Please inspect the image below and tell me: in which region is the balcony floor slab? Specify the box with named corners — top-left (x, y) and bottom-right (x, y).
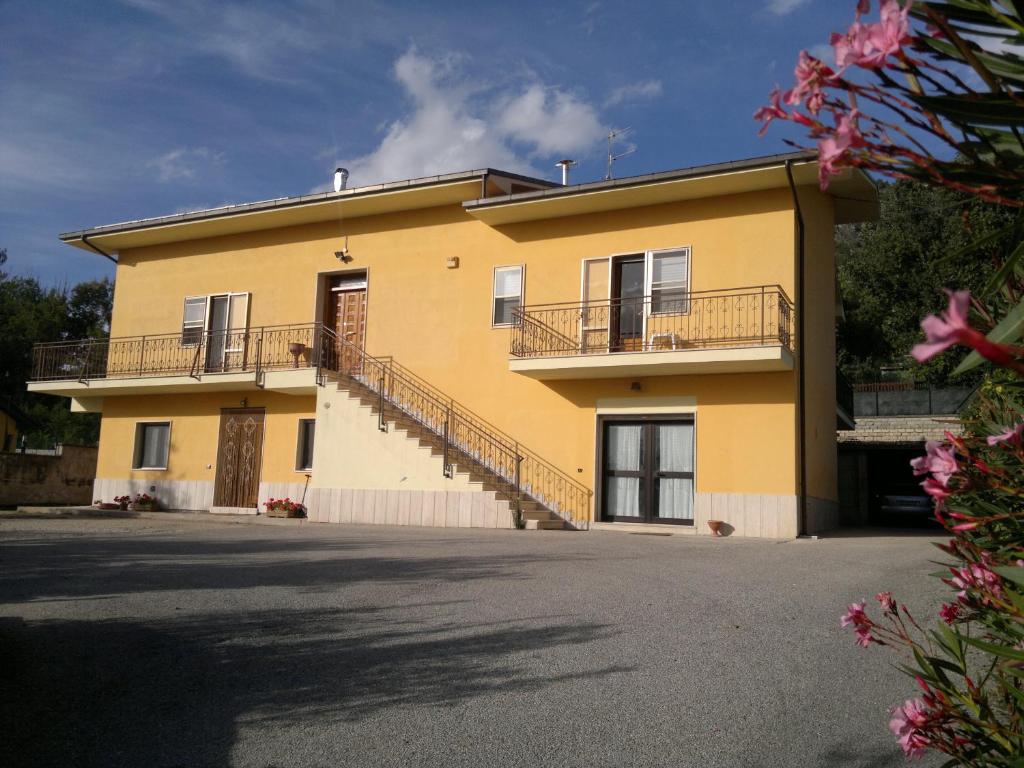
top-left (508, 345), bottom-right (794, 380)
top-left (27, 368), bottom-right (318, 399)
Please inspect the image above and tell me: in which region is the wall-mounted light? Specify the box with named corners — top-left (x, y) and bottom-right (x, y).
top-left (240, 397), bottom-right (248, 407)
top-left (446, 256), bottom-right (459, 269)
top-left (630, 381), bottom-right (642, 392)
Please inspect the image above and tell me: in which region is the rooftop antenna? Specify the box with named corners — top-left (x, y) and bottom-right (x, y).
top-left (605, 127), bottom-right (636, 180)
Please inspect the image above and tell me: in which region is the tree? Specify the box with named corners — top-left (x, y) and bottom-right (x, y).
top-left (837, 180), bottom-right (1017, 384)
top-left (0, 250), bottom-right (112, 447)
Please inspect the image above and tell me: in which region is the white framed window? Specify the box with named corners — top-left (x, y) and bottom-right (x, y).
top-left (295, 419), bottom-right (315, 471)
top-left (182, 297), bottom-right (207, 346)
top-left (646, 247), bottom-right (691, 315)
top-left (180, 293), bottom-right (250, 349)
top-left (132, 422), bottom-right (170, 470)
top-left (492, 265), bottom-right (524, 327)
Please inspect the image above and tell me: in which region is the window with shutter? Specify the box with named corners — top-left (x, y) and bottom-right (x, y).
top-left (492, 266), bottom-right (524, 326)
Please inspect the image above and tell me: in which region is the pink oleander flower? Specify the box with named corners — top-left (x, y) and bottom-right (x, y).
top-left (818, 110), bottom-right (866, 188)
top-left (910, 441), bottom-right (958, 486)
top-left (875, 591), bottom-right (897, 615)
top-left (921, 476), bottom-right (950, 503)
top-left (950, 562), bottom-right (1003, 605)
top-left (832, 0), bottom-right (911, 71)
top-left (754, 87), bottom-right (788, 136)
top-left (841, 600), bottom-right (869, 628)
top-left (889, 698), bottom-right (933, 759)
top-left (783, 50), bottom-right (835, 115)
top-left (854, 626), bottom-right (876, 647)
top-left (987, 423), bottom-right (1024, 446)
top-left (911, 290), bottom-right (1016, 365)
top-left (939, 602), bottom-right (960, 625)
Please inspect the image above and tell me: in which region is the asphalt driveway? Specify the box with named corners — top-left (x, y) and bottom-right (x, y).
top-left (0, 516), bottom-right (945, 767)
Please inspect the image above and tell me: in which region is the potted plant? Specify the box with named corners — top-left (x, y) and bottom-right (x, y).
top-left (288, 342), bottom-right (305, 368)
top-left (131, 493), bottom-right (158, 512)
top-left (263, 497), bottom-right (305, 518)
top-left (113, 495), bottom-right (132, 511)
top-left (95, 499), bottom-right (122, 511)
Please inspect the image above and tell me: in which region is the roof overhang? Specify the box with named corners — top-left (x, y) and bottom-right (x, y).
top-left (60, 169), bottom-right (552, 254)
top-left (463, 155), bottom-right (879, 226)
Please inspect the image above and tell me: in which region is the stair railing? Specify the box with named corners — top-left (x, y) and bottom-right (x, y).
top-left (316, 325), bottom-right (592, 527)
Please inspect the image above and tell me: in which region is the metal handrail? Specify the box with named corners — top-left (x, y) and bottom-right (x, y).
top-left (320, 326), bottom-right (592, 527)
top-left (510, 284), bottom-right (795, 359)
top-left (30, 323), bottom-right (327, 382)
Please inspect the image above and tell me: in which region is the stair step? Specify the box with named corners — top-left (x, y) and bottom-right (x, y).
top-left (524, 518), bottom-right (567, 530)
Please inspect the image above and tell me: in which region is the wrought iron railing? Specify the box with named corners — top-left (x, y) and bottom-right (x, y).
top-left (30, 323), bottom-right (328, 382)
top-left (510, 285), bottom-right (794, 359)
top-left (321, 327), bottom-right (592, 528)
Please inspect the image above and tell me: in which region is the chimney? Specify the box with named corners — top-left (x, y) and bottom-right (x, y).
top-left (555, 159), bottom-right (577, 186)
top-left (333, 167), bottom-right (349, 193)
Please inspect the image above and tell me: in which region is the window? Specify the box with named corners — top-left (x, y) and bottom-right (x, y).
top-left (182, 297), bottom-right (207, 346)
top-left (132, 422), bottom-right (170, 470)
top-left (648, 248), bottom-right (690, 314)
top-left (492, 266), bottom-right (523, 326)
top-left (295, 419), bottom-right (315, 471)
top-left (181, 293), bottom-right (250, 349)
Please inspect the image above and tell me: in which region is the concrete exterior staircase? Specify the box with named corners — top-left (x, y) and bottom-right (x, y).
top-left (335, 375), bottom-right (568, 530)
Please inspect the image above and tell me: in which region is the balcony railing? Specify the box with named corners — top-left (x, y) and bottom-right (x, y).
top-left (31, 323), bottom-right (332, 382)
top-left (509, 285), bottom-right (794, 359)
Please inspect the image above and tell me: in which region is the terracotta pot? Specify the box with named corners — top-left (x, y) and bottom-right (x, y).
top-left (707, 519), bottom-right (724, 537)
top-left (288, 342), bottom-right (305, 368)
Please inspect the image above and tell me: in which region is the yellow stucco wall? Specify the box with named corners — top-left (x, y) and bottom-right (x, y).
top-left (96, 392), bottom-right (315, 484)
top-left (798, 187), bottom-right (839, 503)
top-left (97, 183), bottom-right (835, 508)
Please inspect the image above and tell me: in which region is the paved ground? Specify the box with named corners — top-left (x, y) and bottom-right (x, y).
top-left (0, 516), bottom-right (946, 767)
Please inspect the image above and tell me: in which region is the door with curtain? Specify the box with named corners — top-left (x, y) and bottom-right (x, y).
top-left (213, 408), bottom-right (265, 508)
top-left (600, 418), bottom-right (694, 524)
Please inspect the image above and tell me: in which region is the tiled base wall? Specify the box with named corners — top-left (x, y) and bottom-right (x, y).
top-left (303, 487), bottom-right (516, 529)
top-left (805, 496), bottom-right (840, 535)
top-left (92, 478), bottom-right (214, 511)
top-left (695, 493), bottom-right (800, 539)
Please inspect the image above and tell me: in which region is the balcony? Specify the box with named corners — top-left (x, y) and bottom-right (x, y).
top-left (509, 285), bottom-right (794, 380)
top-left (28, 323), bottom-right (333, 404)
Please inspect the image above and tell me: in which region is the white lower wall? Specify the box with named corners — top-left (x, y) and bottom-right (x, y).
top-left (695, 492), bottom-right (799, 539)
top-left (304, 487), bottom-right (514, 529)
top-left (93, 478), bottom-right (214, 511)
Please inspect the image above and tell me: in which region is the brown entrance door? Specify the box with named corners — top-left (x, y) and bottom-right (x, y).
top-left (328, 277), bottom-right (367, 373)
top-left (213, 408), bottom-right (265, 508)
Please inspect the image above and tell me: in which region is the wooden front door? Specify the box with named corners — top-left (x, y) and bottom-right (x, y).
top-left (330, 285), bottom-right (367, 373)
top-left (213, 408), bottom-right (265, 508)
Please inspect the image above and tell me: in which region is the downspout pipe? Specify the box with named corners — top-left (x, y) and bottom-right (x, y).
top-left (785, 160), bottom-right (808, 537)
top-left (81, 234), bottom-right (118, 265)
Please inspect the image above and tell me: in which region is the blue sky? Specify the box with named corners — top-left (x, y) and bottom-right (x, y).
top-left (1, 0), bottom-right (857, 286)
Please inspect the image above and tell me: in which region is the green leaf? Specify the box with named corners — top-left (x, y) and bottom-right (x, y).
top-left (981, 239), bottom-right (1024, 297)
top-left (913, 94), bottom-right (1024, 126)
top-left (953, 294), bottom-right (1024, 374)
top-left (964, 634), bottom-right (1024, 660)
top-left (994, 565), bottom-right (1024, 586)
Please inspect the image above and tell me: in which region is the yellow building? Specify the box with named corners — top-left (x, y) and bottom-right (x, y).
top-left (30, 152), bottom-right (877, 536)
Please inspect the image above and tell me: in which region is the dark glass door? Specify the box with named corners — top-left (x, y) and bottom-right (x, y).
top-left (601, 418), bottom-right (694, 524)
top-left (611, 255), bottom-right (645, 351)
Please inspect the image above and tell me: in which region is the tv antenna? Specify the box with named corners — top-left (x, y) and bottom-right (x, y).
top-left (605, 127), bottom-right (636, 180)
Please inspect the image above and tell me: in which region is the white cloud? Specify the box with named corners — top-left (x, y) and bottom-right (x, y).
top-left (768, 0), bottom-right (811, 15)
top-left (149, 148), bottom-right (224, 182)
top-left (336, 49), bottom-right (608, 187)
top-left (604, 79), bottom-right (663, 107)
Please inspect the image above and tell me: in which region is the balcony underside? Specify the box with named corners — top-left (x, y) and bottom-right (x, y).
top-left (27, 368), bottom-right (318, 411)
top-left (509, 345), bottom-right (794, 380)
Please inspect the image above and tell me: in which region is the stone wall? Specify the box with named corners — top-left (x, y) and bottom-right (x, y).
top-left (837, 415), bottom-right (962, 446)
top-left (0, 445), bottom-right (98, 507)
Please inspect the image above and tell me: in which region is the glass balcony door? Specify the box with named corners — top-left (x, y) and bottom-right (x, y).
top-left (601, 418), bottom-right (694, 524)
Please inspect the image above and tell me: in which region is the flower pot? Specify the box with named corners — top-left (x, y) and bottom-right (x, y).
top-left (132, 502), bottom-right (157, 512)
top-left (288, 342), bottom-right (305, 368)
top-left (707, 519), bottom-right (724, 537)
